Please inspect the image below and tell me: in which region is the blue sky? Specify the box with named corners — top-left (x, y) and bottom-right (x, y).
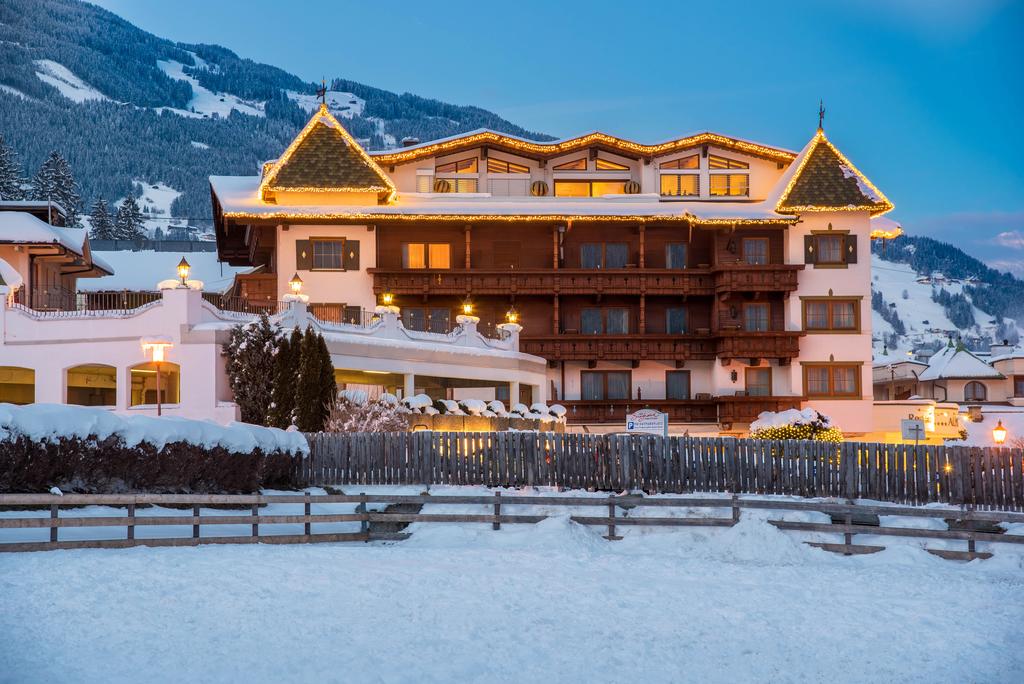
top-left (94, 0), bottom-right (1023, 268)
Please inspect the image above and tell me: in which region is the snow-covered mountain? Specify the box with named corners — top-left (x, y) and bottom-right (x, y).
top-left (0, 0), bottom-right (551, 226)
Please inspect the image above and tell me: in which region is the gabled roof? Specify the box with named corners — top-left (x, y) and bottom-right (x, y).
top-left (918, 343), bottom-right (1004, 381)
top-left (770, 129), bottom-right (893, 216)
top-left (0, 211), bottom-right (113, 277)
top-left (259, 103), bottom-right (396, 202)
top-left (370, 129), bottom-right (798, 166)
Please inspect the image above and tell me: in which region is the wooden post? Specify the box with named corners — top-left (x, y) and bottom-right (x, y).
top-left (639, 294), bottom-right (646, 335)
top-left (731, 494), bottom-right (740, 524)
top-left (127, 503), bottom-right (135, 541)
top-left (358, 492), bottom-right (369, 539)
top-left (553, 295), bottom-right (560, 334)
top-left (304, 492), bottom-right (312, 537)
top-left (193, 504), bottom-right (200, 539)
top-left (155, 360), bottom-right (162, 417)
top-left (50, 504), bottom-right (58, 543)
top-left (843, 512), bottom-right (853, 554)
top-left (638, 223), bottom-right (645, 269)
top-left (606, 494), bottom-right (619, 540)
top-left (493, 491), bottom-right (501, 530)
top-left (464, 224), bottom-right (472, 269)
top-left (251, 503), bottom-right (258, 538)
top-left (552, 225), bottom-right (559, 269)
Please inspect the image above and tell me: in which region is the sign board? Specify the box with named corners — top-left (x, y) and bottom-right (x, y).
top-left (626, 409), bottom-right (668, 437)
top-left (900, 418), bottom-right (926, 443)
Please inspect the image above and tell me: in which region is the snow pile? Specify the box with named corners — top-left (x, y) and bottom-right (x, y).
top-left (750, 408), bottom-right (832, 432)
top-left (459, 398), bottom-right (487, 416)
top-left (487, 400), bottom-right (507, 416)
top-left (0, 403), bottom-right (307, 455)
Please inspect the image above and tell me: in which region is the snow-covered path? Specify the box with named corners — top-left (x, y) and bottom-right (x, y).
top-left (1, 515), bottom-right (1021, 683)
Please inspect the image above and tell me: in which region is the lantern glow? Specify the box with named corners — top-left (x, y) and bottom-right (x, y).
top-left (993, 420), bottom-right (1007, 445)
top-left (381, 291), bottom-right (394, 306)
top-left (461, 296), bottom-right (474, 316)
top-left (505, 306), bottom-right (519, 324)
top-left (289, 272), bottom-right (303, 294)
top-left (176, 257), bottom-right (191, 284)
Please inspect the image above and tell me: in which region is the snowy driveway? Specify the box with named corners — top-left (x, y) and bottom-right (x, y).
top-left (1, 510), bottom-right (1022, 684)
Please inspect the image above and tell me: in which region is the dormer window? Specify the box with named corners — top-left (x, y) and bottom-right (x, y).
top-left (486, 158), bottom-right (529, 174)
top-left (436, 158), bottom-right (478, 173)
top-left (659, 154), bottom-right (700, 197)
top-left (708, 155), bottom-right (749, 197)
top-left (434, 157), bottom-right (479, 193)
top-left (708, 155), bottom-right (749, 169)
top-left (595, 157), bottom-right (629, 171)
top-left (660, 155), bottom-right (698, 170)
top-left (553, 158), bottom-right (587, 171)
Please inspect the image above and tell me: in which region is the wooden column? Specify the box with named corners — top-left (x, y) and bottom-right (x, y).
top-left (638, 222), bottom-right (646, 269)
top-left (553, 295), bottom-right (560, 334)
top-left (639, 294), bottom-right (646, 334)
top-left (552, 225), bottom-right (560, 269)
top-left (464, 224), bottom-right (472, 269)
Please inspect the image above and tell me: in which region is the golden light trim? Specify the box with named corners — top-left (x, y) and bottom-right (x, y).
top-left (371, 130), bottom-right (797, 166)
top-left (775, 130), bottom-right (894, 217)
top-left (221, 210), bottom-right (797, 225)
top-left (259, 103), bottom-right (398, 203)
top-left (870, 226), bottom-right (903, 240)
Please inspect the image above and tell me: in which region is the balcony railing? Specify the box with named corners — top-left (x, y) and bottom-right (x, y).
top-left (12, 288), bottom-right (161, 316)
top-left (371, 264), bottom-right (802, 297)
top-left (559, 396), bottom-right (805, 425)
top-left (521, 334), bottom-right (719, 361)
top-left (715, 332), bottom-right (802, 359)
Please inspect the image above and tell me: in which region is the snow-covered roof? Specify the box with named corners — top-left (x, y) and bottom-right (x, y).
top-left (989, 349), bottom-right (1024, 364)
top-left (918, 343), bottom-right (1004, 381)
top-left (0, 199), bottom-right (68, 216)
top-left (79, 250), bottom-right (253, 294)
top-left (0, 256), bottom-right (24, 289)
top-left (0, 211), bottom-right (87, 254)
top-left (210, 175), bottom-right (796, 223)
top-left (869, 216), bottom-right (903, 239)
top-left (871, 353), bottom-right (927, 369)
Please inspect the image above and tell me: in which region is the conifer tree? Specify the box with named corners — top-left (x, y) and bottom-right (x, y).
top-left (268, 327), bottom-right (303, 428)
top-left (294, 327), bottom-right (335, 432)
top-left (154, 226), bottom-right (165, 241)
top-left (88, 198), bottom-right (116, 239)
top-left (221, 313), bottom-right (279, 425)
top-left (0, 135), bottom-right (25, 200)
top-left (316, 331), bottom-right (337, 425)
top-left (114, 195), bottom-right (147, 239)
top-left (30, 151), bottom-right (82, 227)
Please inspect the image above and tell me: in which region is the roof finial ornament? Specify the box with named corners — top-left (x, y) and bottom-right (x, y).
top-left (817, 100), bottom-right (825, 132)
top-left (316, 78), bottom-right (327, 106)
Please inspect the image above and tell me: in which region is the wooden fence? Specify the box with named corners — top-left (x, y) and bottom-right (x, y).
top-left (301, 432), bottom-right (1024, 511)
top-left (2, 492), bottom-right (1023, 560)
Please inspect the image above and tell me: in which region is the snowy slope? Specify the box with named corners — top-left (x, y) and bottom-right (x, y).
top-left (33, 59), bottom-right (108, 103)
top-left (156, 56), bottom-right (264, 119)
top-left (287, 89), bottom-right (364, 118)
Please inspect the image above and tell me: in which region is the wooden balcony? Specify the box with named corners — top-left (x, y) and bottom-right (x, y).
top-left (370, 265), bottom-right (800, 297)
top-left (560, 396), bottom-right (804, 425)
top-left (521, 334), bottom-right (718, 361)
top-left (715, 332), bottom-right (803, 360)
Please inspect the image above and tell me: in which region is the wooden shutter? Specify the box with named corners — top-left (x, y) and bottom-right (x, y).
top-left (343, 239), bottom-right (360, 270)
top-left (845, 234), bottom-right (858, 264)
top-left (803, 235), bottom-right (816, 264)
top-left (295, 240), bottom-right (311, 270)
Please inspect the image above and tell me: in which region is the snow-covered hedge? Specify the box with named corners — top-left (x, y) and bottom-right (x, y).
top-left (0, 404), bottom-right (306, 494)
top-left (749, 408), bottom-right (842, 442)
top-left (394, 394), bottom-right (566, 423)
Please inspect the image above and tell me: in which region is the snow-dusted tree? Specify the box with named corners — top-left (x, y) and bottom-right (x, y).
top-left (153, 226), bottom-right (165, 241)
top-left (221, 313), bottom-right (279, 425)
top-left (293, 327), bottom-right (335, 432)
top-left (114, 195), bottom-right (146, 239)
top-left (327, 396), bottom-right (409, 432)
top-left (0, 135), bottom-right (25, 200)
top-left (88, 198), bottom-right (116, 240)
top-left (268, 327), bottom-right (303, 428)
top-left (30, 151), bottom-right (82, 227)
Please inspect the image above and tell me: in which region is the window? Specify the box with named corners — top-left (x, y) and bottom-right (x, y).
top-left (745, 368), bottom-right (772, 397)
top-left (660, 155), bottom-right (698, 170)
top-left (666, 371), bottom-right (691, 400)
top-left (581, 308), bottom-right (630, 335)
top-left (806, 232), bottom-right (857, 267)
top-left (1015, 375), bottom-right (1024, 398)
top-left (554, 180), bottom-right (627, 197)
top-left (581, 243), bottom-right (629, 269)
top-left (709, 173), bottom-right (749, 197)
top-left (402, 243), bottom-right (451, 269)
top-left (0, 366), bottom-right (34, 405)
top-left (708, 155), bottom-right (749, 169)
top-left (744, 303), bottom-right (770, 332)
top-left (434, 177), bottom-right (478, 193)
top-left (487, 158), bottom-right (529, 174)
top-left (129, 362), bottom-right (180, 407)
top-left (66, 364), bottom-right (117, 407)
top-left (435, 158), bottom-right (478, 173)
top-left (815, 234), bottom-right (844, 264)
top-left (416, 175), bottom-right (432, 192)
top-left (553, 158), bottom-right (587, 171)
top-left (581, 370), bottom-right (631, 400)
top-left (666, 243), bottom-right (687, 269)
top-left (404, 307), bottom-right (450, 334)
top-left (666, 307), bottom-right (688, 334)
top-left (311, 238), bottom-right (345, 270)
top-left (595, 157), bottom-right (629, 171)
top-left (803, 299), bottom-right (860, 332)
top-left (742, 238), bottom-right (769, 265)
top-left (804, 363), bottom-right (861, 398)
top-left (660, 174), bottom-right (699, 197)
top-left (964, 381), bottom-right (987, 402)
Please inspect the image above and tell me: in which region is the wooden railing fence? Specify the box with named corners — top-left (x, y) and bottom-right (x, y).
top-left (301, 432), bottom-right (1024, 511)
top-left (2, 492), bottom-right (1022, 560)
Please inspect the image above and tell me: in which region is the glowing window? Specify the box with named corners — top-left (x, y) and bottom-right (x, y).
top-left (435, 158), bottom-right (477, 173)
top-left (0, 366), bottom-right (35, 405)
top-left (660, 155), bottom-right (699, 170)
top-left (130, 362), bottom-right (180, 407)
top-left (709, 173), bottom-right (749, 197)
top-left (486, 158), bottom-right (529, 174)
top-left (660, 174), bottom-right (699, 197)
top-left (709, 155), bottom-right (749, 169)
top-left (403, 243), bottom-right (450, 269)
top-left (66, 364), bottom-right (116, 407)
top-left (595, 158), bottom-right (629, 171)
top-left (553, 158), bottom-right (587, 171)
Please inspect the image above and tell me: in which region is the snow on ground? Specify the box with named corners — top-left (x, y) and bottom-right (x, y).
top-left (79, 249), bottom-right (252, 294)
top-left (190, 140), bottom-right (210, 150)
top-left (156, 56), bottom-right (264, 119)
top-left (0, 487), bottom-right (1021, 683)
top-left (33, 59), bottom-right (108, 103)
top-left (132, 180), bottom-right (182, 237)
top-left (287, 89), bottom-right (364, 118)
top-left (0, 84), bottom-right (32, 100)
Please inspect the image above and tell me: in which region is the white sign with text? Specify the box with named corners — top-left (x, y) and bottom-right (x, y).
top-left (626, 408), bottom-right (668, 437)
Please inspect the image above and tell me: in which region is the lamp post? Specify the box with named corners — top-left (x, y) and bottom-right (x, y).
top-left (177, 257), bottom-right (191, 286)
top-left (505, 305), bottom-right (519, 325)
top-left (461, 295), bottom-right (474, 316)
top-left (141, 338), bottom-right (173, 416)
top-left (289, 273), bottom-right (303, 295)
top-left (993, 419), bottom-right (1007, 446)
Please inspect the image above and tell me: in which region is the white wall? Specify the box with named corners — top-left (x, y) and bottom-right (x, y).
top-left (276, 224), bottom-right (377, 311)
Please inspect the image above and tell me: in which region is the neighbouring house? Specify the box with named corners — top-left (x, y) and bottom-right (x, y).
top-left (917, 342), bottom-right (1005, 404)
top-left (871, 352), bottom-right (928, 400)
top-left (211, 104), bottom-right (896, 434)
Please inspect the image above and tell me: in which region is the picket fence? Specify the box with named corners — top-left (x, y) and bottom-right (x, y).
top-left (299, 432), bottom-right (1024, 511)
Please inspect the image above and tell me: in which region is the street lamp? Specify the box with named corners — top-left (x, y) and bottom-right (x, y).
top-left (505, 305), bottom-right (519, 324)
top-left (461, 295), bottom-right (474, 316)
top-left (141, 337), bottom-right (173, 416)
top-left (380, 290), bottom-right (394, 306)
top-left (288, 272), bottom-right (303, 295)
top-left (993, 420), bottom-right (1007, 445)
top-left (177, 257), bottom-right (191, 286)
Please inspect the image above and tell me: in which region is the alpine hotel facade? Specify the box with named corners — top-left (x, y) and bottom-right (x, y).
top-left (211, 104), bottom-right (895, 434)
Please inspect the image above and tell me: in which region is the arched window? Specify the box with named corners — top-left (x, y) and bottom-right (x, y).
top-left (129, 362), bottom-right (180, 407)
top-left (964, 381), bottom-right (987, 402)
top-left (66, 364), bottom-right (117, 406)
top-left (0, 366), bottom-right (35, 405)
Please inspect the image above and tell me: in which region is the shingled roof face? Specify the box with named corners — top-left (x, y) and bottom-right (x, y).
top-left (270, 122), bottom-right (389, 190)
top-left (779, 140), bottom-right (886, 210)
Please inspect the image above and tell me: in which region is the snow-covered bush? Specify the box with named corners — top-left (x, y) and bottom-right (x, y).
top-left (402, 394), bottom-right (433, 412)
top-left (327, 396), bottom-right (408, 433)
top-left (510, 403), bottom-right (530, 417)
top-left (337, 388), bottom-right (370, 406)
top-left (548, 404), bottom-right (567, 419)
top-left (487, 400), bottom-right (508, 417)
top-left (459, 398), bottom-right (487, 416)
top-left (749, 408), bottom-right (842, 443)
top-left (434, 399), bottom-right (465, 416)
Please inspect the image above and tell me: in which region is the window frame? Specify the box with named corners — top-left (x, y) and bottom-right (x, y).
top-left (580, 242), bottom-right (630, 269)
top-left (553, 158), bottom-right (587, 171)
top-left (486, 157), bottom-right (530, 174)
top-left (802, 362), bottom-right (863, 399)
top-left (402, 242), bottom-right (452, 270)
top-left (554, 180), bottom-right (628, 197)
top-left (665, 307), bottom-right (688, 334)
top-left (595, 157), bottom-right (630, 171)
top-left (666, 370), bottom-right (692, 400)
top-left (435, 157), bottom-right (478, 174)
top-left (580, 307), bottom-right (631, 335)
top-left (580, 370), bottom-right (632, 401)
top-left (659, 155), bottom-right (699, 170)
top-left (814, 233), bottom-right (845, 265)
top-left (745, 367), bottom-right (772, 397)
top-left (964, 381), bottom-right (987, 402)
top-left (741, 237), bottom-right (769, 265)
top-left (1014, 375), bottom-right (1024, 398)
top-left (708, 172), bottom-right (750, 197)
top-left (708, 154), bottom-right (750, 170)
top-left (801, 297), bottom-right (862, 333)
top-left (310, 237), bottom-right (346, 271)
top-left (659, 172), bottom-right (700, 197)
top-left (665, 242), bottom-right (688, 270)
top-left (743, 302), bottom-right (770, 332)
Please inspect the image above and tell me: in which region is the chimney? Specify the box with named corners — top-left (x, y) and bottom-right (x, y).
top-left (401, 137), bottom-right (420, 148)
top-left (990, 338), bottom-right (1015, 358)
